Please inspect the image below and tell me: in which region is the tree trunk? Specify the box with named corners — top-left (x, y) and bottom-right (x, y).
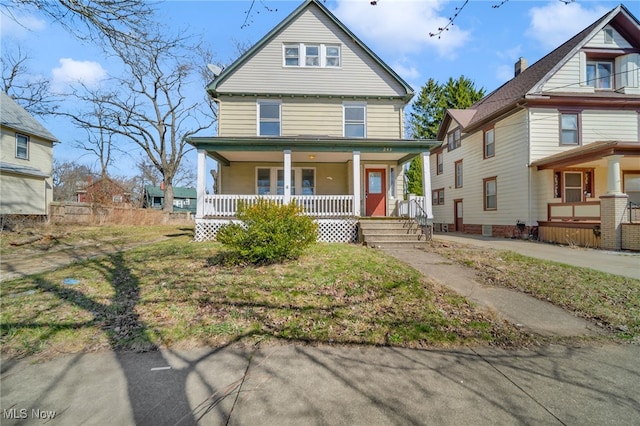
top-left (163, 183), bottom-right (174, 213)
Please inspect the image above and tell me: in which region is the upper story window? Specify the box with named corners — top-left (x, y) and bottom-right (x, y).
top-left (586, 61), bottom-right (613, 89)
top-left (484, 128), bottom-right (495, 159)
top-left (344, 103), bottom-right (366, 138)
top-left (436, 152), bottom-right (443, 175)
top-left (283, 43), bottom-right (341, 68)
top-left (258, 101), bottom-right (281, 136)
top-left (16, 133), bottom-right (29, 159)
top-left (560, 112), bottom-right (580, 145)
top-left (604, 28), bottom-right (614, 44)
top-left (447, 128), bottom-right (461, 151)
top-left (305, 45), bottom-right (320, 67)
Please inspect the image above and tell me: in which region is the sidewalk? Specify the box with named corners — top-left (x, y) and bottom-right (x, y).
top-left (2, 343), bottom-right (638, 425)
top-left (432, 233), bottom-right (640, 280)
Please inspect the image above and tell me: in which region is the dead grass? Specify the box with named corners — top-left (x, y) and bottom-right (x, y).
top-left (424, 240), bottom-right (640, 341)
top-left (0, 239), bottom-right (534, 360)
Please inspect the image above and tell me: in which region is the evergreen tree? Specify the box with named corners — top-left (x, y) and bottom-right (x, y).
top-left (406, 76), bottom-right (485, 195)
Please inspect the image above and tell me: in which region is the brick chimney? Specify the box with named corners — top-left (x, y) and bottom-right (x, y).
top-left (515, 57), bottom-right (528, 77)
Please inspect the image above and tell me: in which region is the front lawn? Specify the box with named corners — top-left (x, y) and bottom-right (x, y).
top-left (0, 238), bottom-right (529, 360)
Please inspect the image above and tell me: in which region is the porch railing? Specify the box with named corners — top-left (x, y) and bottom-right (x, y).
top-left (202, 195), bottom-right (354, 217)
top-left (547, 201), bottom-right (600, 221)
top-left (398, 196), bottom-right (428, 219)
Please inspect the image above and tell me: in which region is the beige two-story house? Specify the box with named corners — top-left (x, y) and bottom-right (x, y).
top-left (430, 4), bottom-right (640, 250)
top-left (1, 91), bottom-right (58, 216)
top-left (189, 0), bottom-right (437, 242)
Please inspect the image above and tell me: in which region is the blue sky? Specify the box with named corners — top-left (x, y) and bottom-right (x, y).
top-left (2, 0), bottom-right (638, 180)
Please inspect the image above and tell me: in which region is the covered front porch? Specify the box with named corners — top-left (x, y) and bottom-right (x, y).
top-left (532, 141), bottom-right (640, 250)
top-left (188, 136), bottom-right (438, 242)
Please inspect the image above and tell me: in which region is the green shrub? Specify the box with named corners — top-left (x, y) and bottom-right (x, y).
top-left (217, 199), bottom-right (318, 264)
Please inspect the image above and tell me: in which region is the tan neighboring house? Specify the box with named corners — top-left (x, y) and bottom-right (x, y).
top-left (189, 0), bottom-right (438, 242)
top-left (0, 91), bottom-right (58, 216)
top-left (431, 4), bottom-right (640, 251)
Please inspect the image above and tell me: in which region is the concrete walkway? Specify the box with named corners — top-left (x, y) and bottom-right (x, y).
top-left (2, 343), bottom-right (639, 425)
top-left (433, 233), bottom-right (640, 280)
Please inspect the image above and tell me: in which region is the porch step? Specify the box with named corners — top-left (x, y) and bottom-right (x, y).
top-left (359, 218), bottom-right (428, 248)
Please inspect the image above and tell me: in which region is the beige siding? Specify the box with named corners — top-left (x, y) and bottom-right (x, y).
top-left (530, 108), bottom-right (639, 162)
top-left (1, 127), bottom-right (53, 174)
top-left (220, 162), bottom-right (349, 195)
top-left (217, 6), bottom-right (407, 97)
top-left (218, 96), bottom-right (403, 138)
top-left (543, 54), bottom-right (592, 93)
top-left (0, 172), bottom-right (48, 215)
top-left (431, 111), bottom-right (531, 226)
top-left (585, 26), bottom-right (632, 49)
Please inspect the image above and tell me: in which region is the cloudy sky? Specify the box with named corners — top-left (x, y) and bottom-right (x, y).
top-left (2, 0), bottom-right (637, 178)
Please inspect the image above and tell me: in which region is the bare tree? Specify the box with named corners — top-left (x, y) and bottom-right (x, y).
top-left (1, 46), bottom-right (57, 116)
top-left (52, 159), bottom-right (93, 202)
top-left (65, 32), bottom-right (216, 212)
top-left (1, 0), bottom-right (156, 49)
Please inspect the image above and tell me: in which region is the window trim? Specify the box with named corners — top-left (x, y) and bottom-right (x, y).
top-left (257, 100), bottom-right (281, 137)
top-left (484, 177), bottom-right (497, 211)
top-left (586, 60), bottom-right (613, 90)
top-left (483, 127), bottom-right (495, 159)
top-left (559, 111), bottom-right (581, 146)
top-left (553, 168), bottom-right (595, 202)
top-left (436, 152), bottom-right (443, 175)
top-left (454, 160), bottom-right (463, 188)
top-left (343, 102), bottom-right (366, 138)
top-left (447, 128), bottom-right (461, 151)
top-left (255, 167), bottom-right (316, 195)
top-left (283, 43), bottom-right (341, 68)
top-left (15, 133), bottom-right (29, 160)
top-left (432, 188), bottom-right (445, 206)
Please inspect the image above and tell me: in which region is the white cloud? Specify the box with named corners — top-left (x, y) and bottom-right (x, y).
top-left (52, 58), bottom-right (107, 90)
top-left (495, 64), bottom-right (514, 82)
top-left (527, 2), bottom-right (610, 49)
top-left (0, 12), bottom-right (46, 38)
top-left (331, 0), bottom-right (470, 58)
top-left (392, 62), bottom-right (421, 82)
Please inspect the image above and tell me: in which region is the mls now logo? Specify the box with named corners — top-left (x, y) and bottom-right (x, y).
top-left (3, 408), bottom-right (57, 420)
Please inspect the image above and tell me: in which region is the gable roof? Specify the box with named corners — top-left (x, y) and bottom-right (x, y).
top-left (207, 0), bottom-right (413, 100)
top-left (145, 185), bottom-right (196, 199)
top-left (0, 91), bottom-right (58, 142)
top-left (437, 4), bottom-right (639, 140)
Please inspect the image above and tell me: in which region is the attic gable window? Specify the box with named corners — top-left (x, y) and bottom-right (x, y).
top-left (447, 128), bottom-right (461, 151)
top-left (283, 43), bottom-right (341, 68)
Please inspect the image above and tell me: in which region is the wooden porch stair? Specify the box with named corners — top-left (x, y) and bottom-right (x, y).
top-left (359, 218), bottom-right (428, 249)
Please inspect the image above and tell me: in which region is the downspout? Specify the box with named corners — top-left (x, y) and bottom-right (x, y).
top-left (516, 101), bottom-right (533, 228)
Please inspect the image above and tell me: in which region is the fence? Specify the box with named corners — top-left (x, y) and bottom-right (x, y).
top-left (49, 202), bottom-right (193, 226)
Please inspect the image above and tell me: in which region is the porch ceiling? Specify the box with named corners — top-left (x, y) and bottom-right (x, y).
top-left (531, 141), bottom-right (640, 170)
top-left (188, 136), bottom-right (439, 166)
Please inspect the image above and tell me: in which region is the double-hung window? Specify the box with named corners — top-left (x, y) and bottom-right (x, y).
top-left (455, 160), bottom-right (463, 188)
top-left (258, 101), bottom-right (281, 136)
top-left (257, 167), bottom-right (315, 195)
top-left (436, 152), bottom-right (443, 175)
top-left (432, 188), bottom-right (445, 206)
top-left (586, 61), bottom-right (613, 89)
top-left (344, 103), bottom-right (366, 138)
top-left (447, 129), bottom-right (461, 151)
top-left (484, 128), bottom-right (495, 158)
top-left (16, 133), bottom-right (29, 159)
top-left (560, 112), bottom-right (579, 145)
top-left (484, 177), bottom-right (497, 210)
top-left (283, 44), bottom-right (341, 68)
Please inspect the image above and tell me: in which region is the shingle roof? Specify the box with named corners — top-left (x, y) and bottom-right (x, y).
top-left (438, 4), bottom-right (637, 138)
top-left (0, 91), bottom-right (58, 142)
top-left (0, 161), bottom-right (49, 178)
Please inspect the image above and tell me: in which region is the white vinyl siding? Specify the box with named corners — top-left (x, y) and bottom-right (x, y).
top-left (0, 173), bottom-right (48, 215)
top-left (216, 6), bottom-right (407, 97)
top-left (584, 26), bottom-right (632, 49)
top-left (218, 97), bottom-right (403, 138)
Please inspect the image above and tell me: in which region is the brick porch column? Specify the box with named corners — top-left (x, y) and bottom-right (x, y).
top-left (600, 155), bottom-right (627, 250)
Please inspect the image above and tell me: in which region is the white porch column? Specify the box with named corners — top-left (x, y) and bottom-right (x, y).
top-left (421, 151), bottom-right (433, 219)
top-left (353, 151), bottom-right (361, 216)
top-left (606, 155), bottom-right (623, 194)
top-left (196, 149), bottom-right (206, 218)
top-left (284, 149), bottom-right (292, 204)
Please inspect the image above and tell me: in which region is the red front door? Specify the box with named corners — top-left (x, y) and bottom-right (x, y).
top-left (365, 169), bottom-right (386, 216)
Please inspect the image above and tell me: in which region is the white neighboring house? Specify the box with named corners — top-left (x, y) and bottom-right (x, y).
top-left (430, 4), bottom-right (640, 251)
top-left (1, 91), bottom-right (58, 215)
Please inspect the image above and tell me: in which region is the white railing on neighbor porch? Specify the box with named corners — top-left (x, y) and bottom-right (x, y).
top-left (202, 195), bottom-right (354, 217)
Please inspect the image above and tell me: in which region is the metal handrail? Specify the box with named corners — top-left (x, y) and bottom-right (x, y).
top-left (408, 198), bottom-right (433, 240)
